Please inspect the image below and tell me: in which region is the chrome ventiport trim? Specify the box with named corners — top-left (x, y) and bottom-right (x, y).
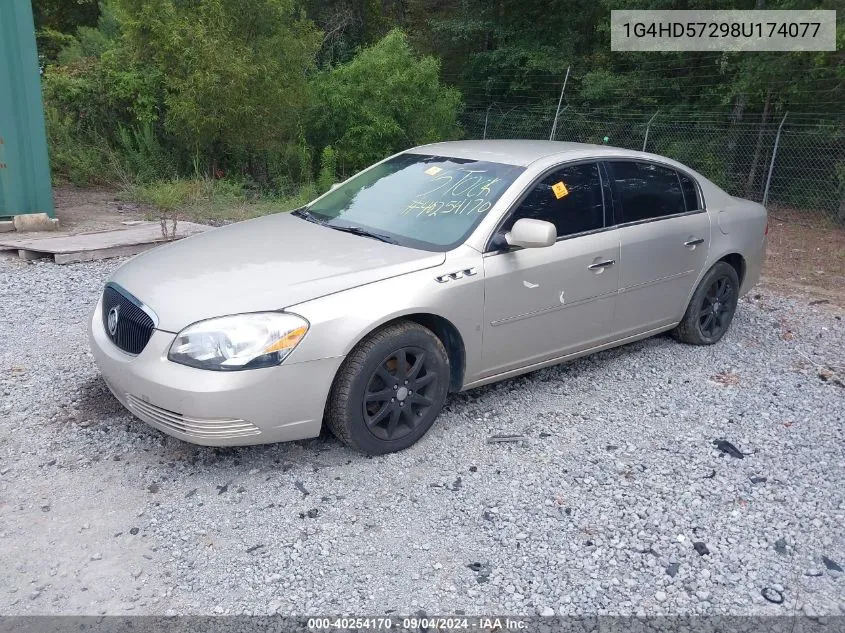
top-left (125, 394), bottom-right (261, 439)
top-left (435, 268), bottom-right (479, 283)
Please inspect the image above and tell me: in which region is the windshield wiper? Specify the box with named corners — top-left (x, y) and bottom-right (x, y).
top-left (293, 209), bottom-right (396, 244)
top-left (327, 225), bottom-right (397, 244)
top-left (291, 207), bottom-right (326, 225)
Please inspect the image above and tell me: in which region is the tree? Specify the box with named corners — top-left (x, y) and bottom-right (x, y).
top-left (111, 0), bottom-right (321, 171)
top-left (299, 0), bottom-right (406, 67)
top-left (309, 29), bottom-right (462, 176)
top-left (32, 0), bottom-right (99, 33)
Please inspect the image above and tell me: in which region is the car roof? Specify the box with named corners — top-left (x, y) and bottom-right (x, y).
top-left (406, 139), bottom-right (659, 167)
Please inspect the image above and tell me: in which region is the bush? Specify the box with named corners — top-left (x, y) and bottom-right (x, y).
top-left (659, 139), bottom-right (729, 191)
top-left (113, 0), bottom-right (321, 167)
top-left (317, 146), bottom-right (338, 194)
top-left (44, 107), bottom-right (117, 185)
top-left (124, 177), bottom-right (318, 223)
top-left (36, 4), bottom-right (467, 203)
top-left (36, 28), bottom-right (77, 65)
top-left (42, 58), bottom-right (111, 131)
top-left (310, 29), bottom-right (463, 175)
top-left (115, 123), bottom-right (176, 183)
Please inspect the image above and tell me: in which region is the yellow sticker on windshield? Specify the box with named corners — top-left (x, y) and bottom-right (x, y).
top-left (552, 181), bottom-right (569, 199)
top-left (424, 166), bottom-right (443, 176)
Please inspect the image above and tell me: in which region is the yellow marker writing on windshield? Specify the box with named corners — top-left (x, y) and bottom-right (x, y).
top-left (552, 181), bottom-right (569, 199)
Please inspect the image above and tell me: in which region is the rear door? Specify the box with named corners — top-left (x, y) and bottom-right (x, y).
top-left (605, 160), bottom-right (710, 338)
top-left (481, 161), bottom-right (620, 376)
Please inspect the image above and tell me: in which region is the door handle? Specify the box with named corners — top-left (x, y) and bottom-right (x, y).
top-left (684, 238), bottom-right (705, 246)
top-left (588, 259), bottom-right (615, 270)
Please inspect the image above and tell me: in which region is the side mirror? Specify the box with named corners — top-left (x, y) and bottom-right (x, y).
top-left (505, 218), bottom-right (557, 249)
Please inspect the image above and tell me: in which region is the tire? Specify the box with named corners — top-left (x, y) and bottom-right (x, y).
top-left (672, 261), bottom-right (740, 345)
top-left (325, 321), bottom-right (450, 455)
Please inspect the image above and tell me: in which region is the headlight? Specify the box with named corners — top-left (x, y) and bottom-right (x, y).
top-left (168, 312), bottom-right (309, 371)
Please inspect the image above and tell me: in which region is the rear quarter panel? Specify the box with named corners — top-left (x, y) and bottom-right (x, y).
top-left (704, 188), bottom-right (767, 295)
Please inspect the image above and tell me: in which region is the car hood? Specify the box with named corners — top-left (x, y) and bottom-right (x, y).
top-left (109, 213), bottom-right (445, 332)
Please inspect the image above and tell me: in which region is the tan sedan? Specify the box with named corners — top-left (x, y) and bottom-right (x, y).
top-left (90, 140), bottom-right (767, 454)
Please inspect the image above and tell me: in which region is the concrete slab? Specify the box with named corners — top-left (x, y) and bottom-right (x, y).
top-left (18, 249), bottom-right (48, 261)
top-left (12, 213), bottom-right (60, 231)
top-left (0, 221), bottom-right (212, 264)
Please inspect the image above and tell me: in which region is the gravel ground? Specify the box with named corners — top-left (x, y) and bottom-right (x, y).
top-left (0, 254), bottom-right (843, 617)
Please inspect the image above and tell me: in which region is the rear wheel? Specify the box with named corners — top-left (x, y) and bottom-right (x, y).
top-left (672, 261), bottom-right (740, 345)
top-left (326, 321), bottom-right (449, 454)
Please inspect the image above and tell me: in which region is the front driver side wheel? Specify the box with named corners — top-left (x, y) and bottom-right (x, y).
top-left (672, 261), bottom-right (740, 345)
top-left (325, 321), bottom-right (450, 454)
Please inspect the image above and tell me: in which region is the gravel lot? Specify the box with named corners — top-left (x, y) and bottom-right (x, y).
top-left (0, 254), bottom-right (843, 617)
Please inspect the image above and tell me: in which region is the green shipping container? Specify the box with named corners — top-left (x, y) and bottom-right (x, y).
top-left (0, 0), bottom-right (54, 218)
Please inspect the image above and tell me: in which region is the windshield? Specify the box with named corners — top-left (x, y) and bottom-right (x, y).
top-left (302, 154), bottom-right (525, 251)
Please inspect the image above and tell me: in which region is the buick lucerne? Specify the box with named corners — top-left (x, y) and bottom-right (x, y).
top-left (89, 140), bottom-right (767, 454)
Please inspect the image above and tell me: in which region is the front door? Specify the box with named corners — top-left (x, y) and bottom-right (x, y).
top-left (481, 161), bottom-right (620, 376)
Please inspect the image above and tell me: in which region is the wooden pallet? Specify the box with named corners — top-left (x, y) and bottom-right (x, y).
top-left (0, 221), bottom-right (212, 264)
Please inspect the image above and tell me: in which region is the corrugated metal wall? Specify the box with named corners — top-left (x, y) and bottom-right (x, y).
top-left (0, 0), bottom-right (54, 218)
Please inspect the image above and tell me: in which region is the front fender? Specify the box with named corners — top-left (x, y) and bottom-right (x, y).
top-left (284, 248), bottom-right (486, 385)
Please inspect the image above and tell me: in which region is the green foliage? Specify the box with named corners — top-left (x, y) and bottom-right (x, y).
top-left (115, 123), bottom-right (175, 183)
top-left (32, 0), bottom-right (100, 35)
top-left (414, 0), bottom-right (599, 98)
top-left (659, 140), bottom-right (729, 191)
top-left (579, 70), bottom-right (644, 109)
top-left (39, 0), bottom-right (328, 190)
top-left (40, 50), bottom-right (134, 186)
top-left (303, 0), bottom-right (402, 66)
top-left (99, 49), bottom-right (163, 126)
top-left (317, 146), bottom-right (338, 193)
top-left (310, 30), bottom-right (462, 175)
top-left (44, 107), bottom-right (117, 185)
top-left (125, 177), bottom-right (237, 212)
top-left (34, 0), bottom-right (843, 224)
top-left (124, 177), bottom-right (317, 222)
top-left (112, 0), bottom-right (321, 162)
top-left (56, 25), bottom-right (112, 64)
top-left (35, 28), bottom-right (77, 64)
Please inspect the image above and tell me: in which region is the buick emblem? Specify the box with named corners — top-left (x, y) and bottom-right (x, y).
top-left (107, 305), bottom-right (120, 337)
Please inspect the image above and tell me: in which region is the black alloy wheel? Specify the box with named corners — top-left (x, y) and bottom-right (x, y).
top-left (363, 347), bottom-right (438, 441)
top-left (698, 275), bottom-right (735, 340)
top-left (672, 261), bottom-right (740, 345)
top-left (325, 321), bottom-right (450, 454)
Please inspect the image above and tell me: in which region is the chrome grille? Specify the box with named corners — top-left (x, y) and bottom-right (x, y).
top-left (102, 284), bottom-right (155, 355)
top-left (125, 394), bottom-right (261, 440)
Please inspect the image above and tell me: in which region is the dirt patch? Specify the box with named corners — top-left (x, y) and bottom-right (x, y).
top-left (763, 206), bottom-right (845, 308)
top-left (4, 186), bottom-right (154, 245)
top-left (51, 185), bottom-right (151, 233)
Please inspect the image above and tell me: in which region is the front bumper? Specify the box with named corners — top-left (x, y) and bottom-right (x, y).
top-left (88, 299), bottom-right (343, 446)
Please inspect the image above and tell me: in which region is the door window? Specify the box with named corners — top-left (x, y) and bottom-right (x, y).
top-left (679, 173), bottom-right (701, 211)
top-left (500, 162), bottom-right (605, 239)
top-left (607, 161), bottom-right (686, 223)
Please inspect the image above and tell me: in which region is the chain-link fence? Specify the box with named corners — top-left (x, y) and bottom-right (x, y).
top-left (463, 105), bottom-right (845, 227)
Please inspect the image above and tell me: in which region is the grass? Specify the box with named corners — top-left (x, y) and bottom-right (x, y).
top-left (122, 177), bottom-right (317, 224)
